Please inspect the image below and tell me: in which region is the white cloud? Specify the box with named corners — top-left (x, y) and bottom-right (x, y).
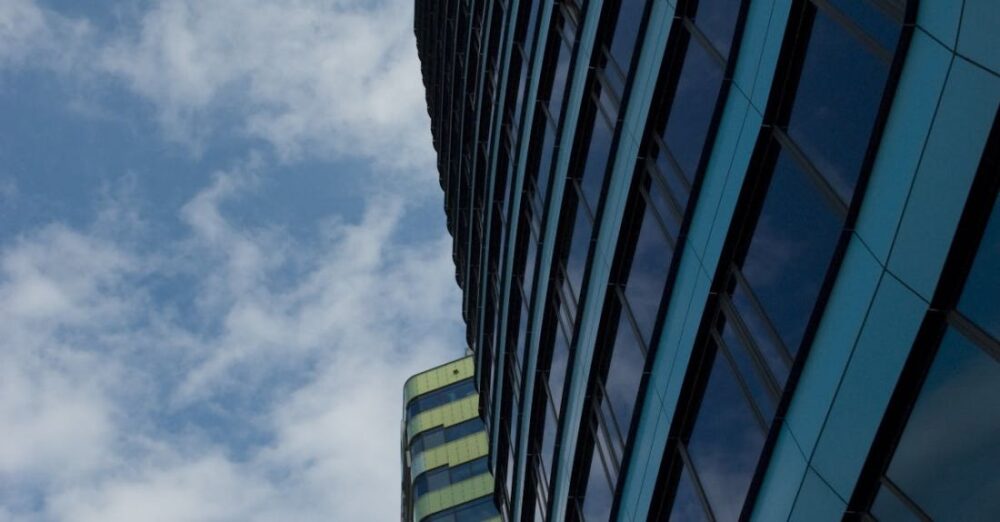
top-left (4, 0), bottom-right (436, 176)
top-left (0, 1), bottom-right (461, 520)
top-left (99, 0), bottom-right (435, 171)
top-left (0, 170), bottom-right (462, 521)
top-left (0, 0), bottom-right (90, 71)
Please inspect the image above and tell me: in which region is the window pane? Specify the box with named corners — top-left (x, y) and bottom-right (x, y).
top-left (662, 37), bottom-right (724, 178)
top-left (686, 346), bottom-right (766, 521)
top-left (693, 0), bottom-right (742, 58)
top-left (740, 151), bottom-right (843, 355)
top-left (719, 318), bottom-right (777, 422)
top-left (604, 311), bottom-right (646, 440)
top-left (885, 329), bottom-right (1000, 520)
top-left (786, 8), bottom-right (890, 201)
top-left (869, 487), bottom-right (922, 522)
top-left (549, 34), bottom-right (574, 122)
top-left (540, 404), bottom-right (558, 483)
top-left (581, 112), bottom-right (614, 212)
top-left (623, 202), bottom-right (673, 344)
top-left (549, 327), bottom-right (571, 415)
top-left (958, 195), bottom-right (1000, 341)
top-left (606, 0), bottom-right (646, 89)
top-left (566, 198), bottom-right (594, 300)
top-left (581, 446), bottom-right (614, 522)
top-left (669, 464), bottom-right (710, 522)
top-left (535, 120), bottom-right (558, 212)
top-left (825, 0), bottom-right (901, 51)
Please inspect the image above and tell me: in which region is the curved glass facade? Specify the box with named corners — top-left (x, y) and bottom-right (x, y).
top-left (411, 0), bottom-right (1000, 520)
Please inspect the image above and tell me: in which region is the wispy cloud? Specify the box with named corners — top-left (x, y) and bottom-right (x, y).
top-left (0, 0), bottom-right (460, 519)
top-left (1, 169), bottom-right (460, 520)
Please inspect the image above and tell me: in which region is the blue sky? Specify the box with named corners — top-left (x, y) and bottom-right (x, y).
top-left (0, 1), bottom-right (465, 520)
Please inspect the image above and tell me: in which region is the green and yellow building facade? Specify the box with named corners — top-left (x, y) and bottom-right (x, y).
top-left (402, 356), bottom-right (501, 522)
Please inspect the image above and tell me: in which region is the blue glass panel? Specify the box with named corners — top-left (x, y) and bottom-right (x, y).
top-left (603, 0), bottom-right (646, 96)
top-left (604, 311), bottom-right (646, 441)
top-left (623, 203), bottom-right (673, 344)
top-left (566, 199), bottom-right (594, 299)
top-left (549, 327), bottom-right (571, 415)
top-left (524, 233), bottom-right (538, 301)
top-left (408, 379), bottom-right (477, 418)
top-left (885, 329), bottom-right (1000, 520)
top-left (729, 284), bottom-right (790, 389)
top-left (647, 170), bottom-right (684, 242)
top-left (687, 347), bottom-right (766, 521)
top-left (825, 0), bottom-right (901, 52)
top-left (581, 113), bottom-right (614, 212)
top-left (540, 404), bottom-right (558, 482)
top-left (720, 319), bottom-right (777, 421)
top-left (693, 0), bottom-right (742, 58)
top-left (958, 195), bottom-right (1000, 341)
top-left (663, 38), bottom-right (725, 178)
top-left (549, 36), bottom-right (574, 122)
top-left (581, 446), bottom-right (614, 522)
top-left (535, 121), bottom-right (557, 213)
top-left (786, 8), bottom-right (889, 201)
top-left (740, 151), bottom-right (843, 355)
top-left (869, 487), bottom-right (921, 522)
top-left (670, 464), bottom-right (710, 521)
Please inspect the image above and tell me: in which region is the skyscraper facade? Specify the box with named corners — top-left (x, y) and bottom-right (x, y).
top-left (412, 0), bottom-right (999, 520)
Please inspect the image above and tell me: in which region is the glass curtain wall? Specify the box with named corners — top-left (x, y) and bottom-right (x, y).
top-left (570, 0), bottom-right (744, 520)
top-left (650, 1), bottom-right (910, 520)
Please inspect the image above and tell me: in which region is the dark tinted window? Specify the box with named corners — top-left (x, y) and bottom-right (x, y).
top-left (565, 195), bottom-right (594, 299)
top-left (410, 418), bottom-right (484, 454)
top-left (580, 445), bottom-right (614, 522)
top-left (408, 379), bottom-right (477, 419)
top-left (662, 38), bottom-right (724, 178)
top-left (958, 195), bottom-right (1000, 340)
top-left (580, 112), bottom-right (614, 212)
top-left (785, 8), bottom-right (889, 201)
top-left (882, 329), bottom-right (1000, 520)
top-left (739, 152), bottom-right (842, 355)
top-left (604, 313), bottom-right (646, 440)
top-left (825, 0), bottom-right (901, 51)
top-left (686, 347), bottom-right (766, 521)
top-left (670, 465), bottom-right (711, 521)
top-left (622, 200), bottom-right (673, 344)
top-left (693, 0), bottom-right (742, 57)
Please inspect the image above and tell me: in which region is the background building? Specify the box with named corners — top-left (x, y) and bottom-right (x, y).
top-left (403, 356), bottom-right (502, 521)
top-left (412, 0), bottom-right (999, 520)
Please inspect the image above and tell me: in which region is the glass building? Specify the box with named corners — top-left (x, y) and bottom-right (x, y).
top-left (410, 0), bottom-right (1000, 520)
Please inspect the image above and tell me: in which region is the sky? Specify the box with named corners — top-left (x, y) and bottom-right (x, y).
top-left (0, 1), bottom-right (466, 520)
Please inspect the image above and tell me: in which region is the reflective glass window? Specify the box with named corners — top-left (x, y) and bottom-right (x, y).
top-left (718, 316), bottom-right (777, 422)
top-left (670, 465), bottom-right (710, 521)
top-left (785, 7), bottom-right (889, 201)
top-left (870, 487), bottom-right (922, 522)
top-left (549, 327), bottom-right (571, 415)
top-left (686, 347), bottom-right (766, 521)
top-left (604, 311), bottom-right (646, 440)
top-left (662, 36), bottom-right (724, 179)
top-left (580, 445), bottom-right (614, 522)
top-left (407, 379), bottom-right (477, 418)
top-left (622, 201), bottom-right (673, 344)
top-left (535, 121), bottom-right (558, 212)
top-left (580, 113), bottom-right (614, 212)
top-left (739, 152), bottom-right (842, 355)
top-left (548, 34), bottom-right (574, 122)
top-left (565, 197), bottom-right (594, 299)
top-left (825, 0), bottom-right (902, 51)
top-left (693, 0), bottom-right (742, 58)
top-left (882, 329), bottom-right (1000, 520)
top-left (958, 195), bottom-right (1000, 340)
